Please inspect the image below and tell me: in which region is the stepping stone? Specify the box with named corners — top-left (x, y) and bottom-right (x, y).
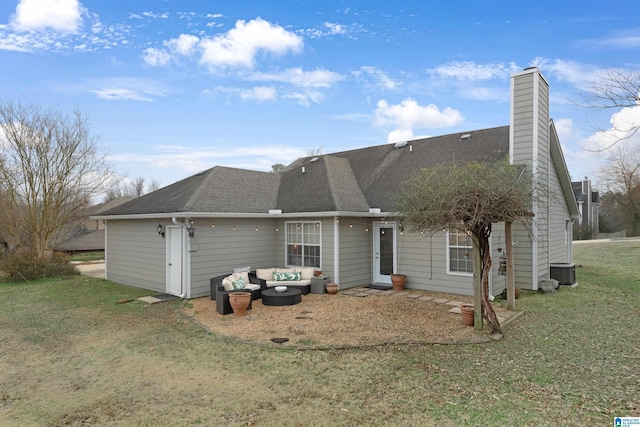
top-left (497, 316), bottom-right (506, 324)
top-left (449, 306), bottom-right (462, 314)
top-left (432, 298), bottom-right (450, 304)
top-left (445, 300), bottom-right (465, 306)
top-left (418, 296), bottom-right (434, 301)
top-left (138, 296), bottom-right (163, 304)
top-left (352, 292), bottom-right (370, 297)
top-left (380, 290), bottom-right (396, 296)
top-left (405, 294), bottom-right (420, 299)
top-left (367, 289), bottom-right (383, 293)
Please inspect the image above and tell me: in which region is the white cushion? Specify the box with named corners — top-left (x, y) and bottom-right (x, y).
top-left (256, 268), bottom-right (275, 281)
top-left (297, 267), bottom-right (315, 280)
top-left (266, 279), bottom-right (311, 287)
top-left (276, 267), bottom-right (296, 274)
top-left (244, 283), bottom-right (261, 291)
top-left (222, 274), bottom-right (236, 291)
top-left (235, 271), bottom-right (250, 284)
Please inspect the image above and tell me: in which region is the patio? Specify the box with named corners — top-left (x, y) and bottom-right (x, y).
top-left (183, 286), bottom-right (519, 349)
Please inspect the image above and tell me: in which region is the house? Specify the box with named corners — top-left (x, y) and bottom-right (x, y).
top-left (94, 68), bottom-right (579, 299)
top-left (571, 177), bottom-right (599, 239)
top-left (54, 197), bottom-right (133, 254)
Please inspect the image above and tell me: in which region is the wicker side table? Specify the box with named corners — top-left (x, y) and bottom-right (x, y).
top-left (310, 276), bottom-right (329, 294)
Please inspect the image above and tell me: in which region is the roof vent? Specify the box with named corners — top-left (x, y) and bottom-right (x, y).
top-left (394, 141), bottom-right (408, 149)
top-left (309, 156), bottom-right (319, 163)
top-left (459, 133), bottom-right (471, 141)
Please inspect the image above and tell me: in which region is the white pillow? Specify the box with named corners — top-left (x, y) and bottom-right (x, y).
top-left (234, 266), bottom-right (251, 274)
top-left (235, 271), bottom-right (250, 284)
top-left (222, 274), bottom-right (237, 291)
top-left (297, 267), bottom-right (315, 280)
top-left (256, 268), bottom-right (275, 281)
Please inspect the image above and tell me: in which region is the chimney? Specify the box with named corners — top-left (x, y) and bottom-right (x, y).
top-left (509, 67), bottom-right (550, 170)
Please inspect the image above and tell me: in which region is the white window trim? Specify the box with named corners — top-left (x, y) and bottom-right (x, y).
top-left (284, 220), bottom-right (322, 268)
top-left (446, 229), bottom-right (474, 277)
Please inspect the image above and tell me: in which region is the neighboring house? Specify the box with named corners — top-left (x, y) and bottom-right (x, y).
top-left (94, 68), bottom-right (579, 299)
top-left (54, 197), bottom-right (133, 254)
top-left (571, 177), bottom-right (599, 239)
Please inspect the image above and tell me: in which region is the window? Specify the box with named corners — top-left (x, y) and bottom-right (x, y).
top-left (447, 229), bottom-right (473, 275)
top-left (285, 221), bottom-right (321, 268)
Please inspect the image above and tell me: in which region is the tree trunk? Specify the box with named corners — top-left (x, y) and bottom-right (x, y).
top-left (505, 221), bottom-right (516, 311)
top-left (472, 235), bottom-right (483, 330)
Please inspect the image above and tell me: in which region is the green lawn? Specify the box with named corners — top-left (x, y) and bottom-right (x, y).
top-left (0, 240), bottom-right (638, 426)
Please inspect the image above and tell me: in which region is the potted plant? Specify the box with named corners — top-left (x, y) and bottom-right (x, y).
top-left (391, 274), bottom-right (407, 291)
top-left (326, 283), bottom-right (338, 294)
top-left (228, 292), bottom-right (251, 316)
top-left (460, 304), bottom-right (474, 326)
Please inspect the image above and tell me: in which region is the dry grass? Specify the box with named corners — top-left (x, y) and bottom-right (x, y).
top-left (184, 288), bottom-right (515, 348)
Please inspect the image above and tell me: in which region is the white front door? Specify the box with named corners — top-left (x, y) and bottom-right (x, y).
top-left (373, 222), bottom-right (397, 284)
top-left (166, 226), bottom-right (183, 296)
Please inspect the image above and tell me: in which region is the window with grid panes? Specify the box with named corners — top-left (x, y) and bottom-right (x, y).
top-left (285, 221), bottom-right (321, 268)
top-left (447, 229), bottom-right (473, 275)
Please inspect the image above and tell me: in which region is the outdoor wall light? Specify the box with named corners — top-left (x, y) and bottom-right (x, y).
top-left (157, 223), bottom-right (165, 238)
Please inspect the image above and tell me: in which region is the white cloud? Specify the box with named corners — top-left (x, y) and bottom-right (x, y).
top-left (283, 90), bottom-right (324, 108)
top-left (199, 18), bottom-right (303, 69)
top-left (142, 47), bottom-right (171, 66)
top-left (240, 86), bottom-right (277, 101)
top-left (427, 61), bottom-right (519, 81)
top-left (530, 57), bottom-right (604, 90)
top-left (11, 0), bottom-right (84, 33)
top-left (165, 34), bottom-right (199, 56)
top-left (374, 98), bottom-right (464, 143)
top-left (387, 129), bottom-right (416, 144)
top-left (374, 98), bottom-right (464, 129)
top-left (580, 106), bottom-right (640, 151)
top-left (91, 88), bottom-right (153, 102)
top-left (250, 68), bottom-right (344, 88)
top-left (352, 66), bottom-right (400, 90)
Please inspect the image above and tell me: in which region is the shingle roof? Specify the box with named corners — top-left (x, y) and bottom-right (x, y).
top-left (54, 229), bottom-right (105, 251)
top-left (99, 126), bottom-right (510, 217)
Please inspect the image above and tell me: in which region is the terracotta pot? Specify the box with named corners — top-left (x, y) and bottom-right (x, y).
top-left (228, 292), bottom-right (251, 316)
top-left (460, 304), bottom-right (474, 326)
top-left (391, 274), bottom-right (407, 291)
top-left (314, 269), bottom-right (323, 277)
top-left (326, 283), bottom-right (338, 294)
top-left (515, 288), bottom-right (521, 299)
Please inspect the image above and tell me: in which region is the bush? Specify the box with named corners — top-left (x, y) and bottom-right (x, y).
top-left (0, 253), bottom-right (79, 282)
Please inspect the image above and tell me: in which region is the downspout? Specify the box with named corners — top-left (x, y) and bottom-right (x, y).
top-left (333, 216), bottom-right (340, 287)
top-left (172, 217), bottom-right (187, 298)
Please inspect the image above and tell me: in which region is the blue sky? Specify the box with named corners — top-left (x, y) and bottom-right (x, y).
top-left (1, 0), bottom-right (639, 190)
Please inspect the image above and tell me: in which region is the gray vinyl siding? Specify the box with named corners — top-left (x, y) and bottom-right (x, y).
top-left (536, 77), bottom-right (551, 282)
top-left (397, 231), bottom-right (474, 296)
top-left (511, 76), bottom-right (535, 165)
top-left (321, 218), bottom-right (335, 283)
top-left (548, 156), bottom-right (571, 263)
top-left (188, 218), bottom-right (278, 298)
top-left (105, 219), bottom-right (166, 293)
top-left (337, 218), bottom-right (371, 289)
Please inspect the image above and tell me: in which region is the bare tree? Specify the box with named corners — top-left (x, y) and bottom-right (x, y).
top-left (0, 100), bottom-right (114, 258)
top-left (581, 69), bottom-right (640, 149)
top-left (306, 146), bottom-right (324, 156)
top-left (396, 161), bottom-right (533, 335)
top-left (597, 144), bottom-right (640, 236)
top-left (103, 176), bottom-right (161, 201)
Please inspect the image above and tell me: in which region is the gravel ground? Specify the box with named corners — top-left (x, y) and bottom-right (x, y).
top-left (184, 289), bottom-right (514, 349)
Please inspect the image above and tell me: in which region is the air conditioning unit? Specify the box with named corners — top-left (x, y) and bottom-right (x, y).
top-left (550, 263), bottom-right (576, 286)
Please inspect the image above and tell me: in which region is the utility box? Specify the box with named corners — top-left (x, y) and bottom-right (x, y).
top-left (550, 263), bottom-right (576, 286)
